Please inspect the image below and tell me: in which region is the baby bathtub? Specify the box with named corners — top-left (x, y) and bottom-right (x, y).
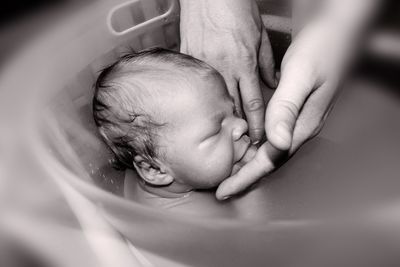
top-left (3, 0), bottom-right (400, 266)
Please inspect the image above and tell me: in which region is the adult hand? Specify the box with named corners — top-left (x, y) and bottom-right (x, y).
top-left (179, 0), bottom-right (277, 144)
top-left (216, 20), bottom-right (350, 200)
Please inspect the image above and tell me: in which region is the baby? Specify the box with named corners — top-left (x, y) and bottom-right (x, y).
top-left (93, 48), bottom-right (256, 215)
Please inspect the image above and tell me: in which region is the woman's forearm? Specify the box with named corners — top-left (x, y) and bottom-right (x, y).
top-left (290, 0), bottom-right (380, 79)
top-left (319, 0), bottom-right (379, 38)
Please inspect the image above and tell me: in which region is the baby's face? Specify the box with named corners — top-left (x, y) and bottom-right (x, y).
top-left (156, 75), bottom-right (252, 189)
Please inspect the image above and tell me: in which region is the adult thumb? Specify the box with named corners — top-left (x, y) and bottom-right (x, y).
top-left (265, 100), bottom-right (297, 151)
top-left (265, 64), bottom-right (313, 151)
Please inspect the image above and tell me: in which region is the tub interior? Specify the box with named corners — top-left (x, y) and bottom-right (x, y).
top-left (39, 0), bottom-right (400, 219)
top-left (16, 0), bottom-right (400, 265)
top-left (40, 0), bottom-right (293, 198)
top-left (41, 0), bottom-right (181, 196)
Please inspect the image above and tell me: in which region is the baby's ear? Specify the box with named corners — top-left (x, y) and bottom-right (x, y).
top-left (133, 155), bottom-right (174, 186)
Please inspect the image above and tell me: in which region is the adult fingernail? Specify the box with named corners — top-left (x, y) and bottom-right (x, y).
top-left (252, 140), bottom-right (260, 145)
top-left (250, 129), bottom-right (264, 144)
top-left (221, 195), bottom-right (231, 201)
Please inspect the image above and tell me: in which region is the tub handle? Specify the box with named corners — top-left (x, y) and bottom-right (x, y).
top-left (107, 0), bottom-right (178, 37)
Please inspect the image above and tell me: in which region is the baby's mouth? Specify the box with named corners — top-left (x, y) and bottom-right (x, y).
top-left (231, 145), bottom-right (256, 176)
top-left (236, 135), bottom-right (252, 162)
top-left (237, 144), bottom-right (257, 165)
top-left (231, 137), bottom-right (257, 175)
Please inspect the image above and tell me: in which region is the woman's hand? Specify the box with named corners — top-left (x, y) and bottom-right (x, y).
top-left (215, 0), bottom-right (378, 200)
top-left (179, 0), bottom-right (276, 144)
top-left (215, 18), bottom-right (358, 200)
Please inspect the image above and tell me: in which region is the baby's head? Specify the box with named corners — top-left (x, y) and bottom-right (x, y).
top-left (93, 48), bottom-right (252, 191)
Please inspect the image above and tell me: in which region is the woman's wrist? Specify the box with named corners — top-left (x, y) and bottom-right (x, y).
top-left (316, 0), bottom-right (378, 42)
top-left (294, 0), bottom-right (377, 79)
top-left (179, 0), bottom-right (259, 30)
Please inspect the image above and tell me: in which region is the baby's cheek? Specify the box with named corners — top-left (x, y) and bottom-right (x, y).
top-left (197, 162), bottom-right (231, 188)
top-left (170, 141), bottom-right (236, 188)
top-left (204, 146), bottom-right (235, 183)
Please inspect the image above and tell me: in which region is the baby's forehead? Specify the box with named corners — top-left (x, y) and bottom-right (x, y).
top-left (197, 73), bottom-right (232, 101)
top-left (116, 62), bottom-right (231, 119)
top-left (138, 65), bottom-right (229, 100)
top-left (159, 77), bottom-right (232, 121)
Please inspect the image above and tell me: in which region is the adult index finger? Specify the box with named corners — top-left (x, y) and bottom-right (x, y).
top-left (216, 142), bottom-right (283, 200)
top-left (239, 74), bottom-right (266, 144)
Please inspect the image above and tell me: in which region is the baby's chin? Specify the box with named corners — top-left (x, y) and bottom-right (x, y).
top-left (230, 145), bottom-right (257, 176)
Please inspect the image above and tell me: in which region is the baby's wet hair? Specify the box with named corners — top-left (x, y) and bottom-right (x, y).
top-left (92, 47), bottom-right (219, 170)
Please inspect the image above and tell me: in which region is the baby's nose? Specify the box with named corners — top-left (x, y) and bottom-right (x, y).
top-left (232, 118), bottom-right (248, 141)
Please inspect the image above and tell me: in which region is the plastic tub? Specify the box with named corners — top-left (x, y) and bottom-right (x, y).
top-left (3, 0), bottom-right (400, 266)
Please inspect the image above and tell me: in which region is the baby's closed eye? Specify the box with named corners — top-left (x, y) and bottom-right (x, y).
top-left (209, 126), bottom-right (222, 137)
top-left (199, 124), bottom-right (223, 143)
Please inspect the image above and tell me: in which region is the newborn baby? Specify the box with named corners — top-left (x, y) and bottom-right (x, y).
top-left (93, 48), bottom-right (256, 215)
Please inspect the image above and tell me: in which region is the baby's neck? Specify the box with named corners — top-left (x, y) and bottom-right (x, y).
top-left (138, 179), bottom-right (193, 199)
